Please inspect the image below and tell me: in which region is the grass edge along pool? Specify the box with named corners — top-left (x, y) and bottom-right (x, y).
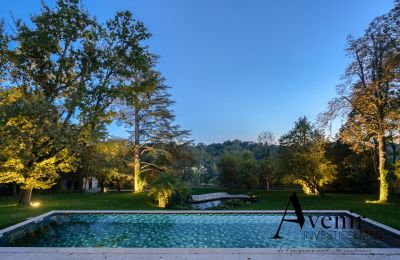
top-left (0, 210), bottom-right (400, 249)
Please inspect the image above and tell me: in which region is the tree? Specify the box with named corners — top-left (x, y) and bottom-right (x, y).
top-left (287, 139), bottom-right (336, 195)
top-left (257, 130), bottom-right (278, 191)
top-left (259, 157), bottom-right (275, 192)
top-left (238, 154), bottom-right (259, 191)
top-left (395, 161), bottom-right (400, 186)
top-left (217, 153), bottom-right (241, 190)
top-left (0, 0), bottom-right (99, 205)
top-left (257, 131), bottom-right (277, 146)
top-left (165, 143), bottom-right (197, 184)
top-left (94, 139), bottom-right (132, 192)
top-left (106, 140), bottom-right (133, 191)
top-left (119, 67), bottom-right (189, 192)
top-left (325, 140), bottom-right (378, 193)
top-left (77, 10), bottom-right (151, 190)
top-left (0, 22), bottom-right (9, 83)
top-left (0, 88), bottom-right (76, 206)
top-left (78, 139), bottom-right (130, 193)
top-left (0, 1), bottom-right (153, 204)
top-left (147, 173), bottom-right (190, 208)
top-left (320, 3), bottom-right (400, 202)
top-left (278, 117), bottom-right (336, 195)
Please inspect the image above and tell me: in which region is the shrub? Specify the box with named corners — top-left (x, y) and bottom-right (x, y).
top-left (147, 173), bottom-right (191, 208)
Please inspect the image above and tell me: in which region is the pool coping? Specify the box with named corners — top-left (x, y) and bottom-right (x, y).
top-left (0, 210), bottom-right (399, 256)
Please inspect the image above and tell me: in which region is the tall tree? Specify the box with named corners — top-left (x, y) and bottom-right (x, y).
top-left (320, 3), bottom-right (400, 202)
top-left (119, 68), bottom-right (189, 192)
top-left (78, 10), bottom-right (151, 189)
top-left (79, 10), bottom-right (151, 140)
top-left (257, 130), bottom-right (278, 191)
top-left (0, 0), bottom-right (97, 205)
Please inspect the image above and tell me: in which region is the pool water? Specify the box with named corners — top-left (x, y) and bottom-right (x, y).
top-left (0, 213), bottom-right (399, 248)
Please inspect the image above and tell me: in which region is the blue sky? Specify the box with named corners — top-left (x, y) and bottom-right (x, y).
top-left (0, 0), bottom-right (394, 143)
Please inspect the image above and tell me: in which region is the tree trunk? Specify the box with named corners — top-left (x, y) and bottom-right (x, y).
top-left (117, 180), bottom-right (121, 192)
top-left (377, 132), bottom-right (388, 202)
top-left (100, 180), bottom-right (105, 192)
top-left (18, 188), bottom-right (32, 207)
top-left (84, 162), bottom-right (90, 193)
top-left (76, 177), bottom-right (84, 192)
top-left (12, 182), bottom-right (18, 197)
top-left (133, 108), bottom-right (142, 192)
top-left (134, 149), bottom-right (141, 192)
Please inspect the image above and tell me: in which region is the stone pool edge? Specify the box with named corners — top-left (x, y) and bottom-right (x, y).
top-left (0, 210), bottom-right (399, 256)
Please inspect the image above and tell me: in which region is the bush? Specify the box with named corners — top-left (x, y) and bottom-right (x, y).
top-left (167, 181), bottom-right (191, 209)
top-left (147, 173), bottom-right (191, 208)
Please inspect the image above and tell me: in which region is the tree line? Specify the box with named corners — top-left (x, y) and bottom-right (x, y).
top-left (194, 114), bottom-right (398, 197)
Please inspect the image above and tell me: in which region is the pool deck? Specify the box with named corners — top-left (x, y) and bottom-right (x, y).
top-left (1, 247), bottom-right (400, 260)
top-left (1, 210), bottom-right (400, 259)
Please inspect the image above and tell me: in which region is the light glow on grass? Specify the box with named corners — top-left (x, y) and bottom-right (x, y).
top-left (365, 200), bottom-right (385, 204)
top-left (30, 202), bottom-right (41, 207)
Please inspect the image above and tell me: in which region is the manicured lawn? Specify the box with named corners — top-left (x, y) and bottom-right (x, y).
top-left (0, 189), bottom-right (399, 230)
top-left (192, 188), bottom-right (400, 229)
top-left (0, 192), bottom-right (158, 229)
top-left (237, 190), bottom-right (400, 230)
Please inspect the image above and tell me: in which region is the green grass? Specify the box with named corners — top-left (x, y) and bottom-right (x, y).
top-left (190, 188), bottom-right (400, 229)
top-left (0, 192), bottom-right (158, 229)
top-left (236, 190), bottom-right (400, 230)
top-left (0, 189), bottom-right (399, 231)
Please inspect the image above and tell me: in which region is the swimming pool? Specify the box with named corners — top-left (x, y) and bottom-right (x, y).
top-left (0, 210), bottom-right (399, 248)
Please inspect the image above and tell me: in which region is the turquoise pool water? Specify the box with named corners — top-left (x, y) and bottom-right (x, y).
top-left (0, 213), bottom-right (399, 248)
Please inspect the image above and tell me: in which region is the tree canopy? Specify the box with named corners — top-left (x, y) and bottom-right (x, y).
top-left (320, 1), bottom-right (400, 202)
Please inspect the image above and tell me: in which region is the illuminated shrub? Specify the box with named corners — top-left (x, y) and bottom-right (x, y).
top-left (148, 173), bottom-right (191, 208)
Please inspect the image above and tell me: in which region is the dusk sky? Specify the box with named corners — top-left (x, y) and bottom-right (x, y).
top-left (0, 0), bottom-right (394, 143)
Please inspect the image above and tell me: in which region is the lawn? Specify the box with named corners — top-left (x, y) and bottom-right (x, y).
top-left (0, 189), bottom-right (399, 230)
top-left (0, 192), bottom-right (158, 229)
